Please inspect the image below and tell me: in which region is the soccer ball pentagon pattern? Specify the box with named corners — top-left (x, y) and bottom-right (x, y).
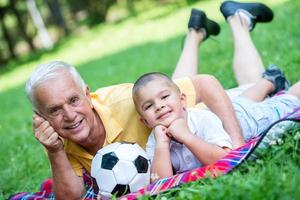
top-left (91, 142), bottom-right (151, 197)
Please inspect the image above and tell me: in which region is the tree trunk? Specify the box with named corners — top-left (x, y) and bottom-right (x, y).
top-left (26, 0), bottom-right (53, 49)
top-left (88, 0), bottom-right (117, 25)
top-left (127, 0), bottom-right (136, 16)
top-left (44, 0), bottom-right (69, 36)
top-left (10, 0), bottom-right (35, 51)
top-left (0, 7), bottom-right (16, 58)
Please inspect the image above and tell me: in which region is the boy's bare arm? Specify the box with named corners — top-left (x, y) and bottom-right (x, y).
top-left (184, 134), bottom-right (230, 165)
top-left (150, 126), bottom-right (173, 182)
top-left (168, 118), bottom-right (230, 166)
top-left (190, 74), bottom-right (245, 148)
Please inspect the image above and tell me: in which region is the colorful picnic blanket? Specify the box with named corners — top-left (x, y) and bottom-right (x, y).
top-left (9, 107), bottom-right (300, 200)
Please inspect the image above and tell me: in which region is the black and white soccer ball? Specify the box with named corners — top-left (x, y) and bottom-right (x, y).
top-left (91, 142), bottom-right (151, 197)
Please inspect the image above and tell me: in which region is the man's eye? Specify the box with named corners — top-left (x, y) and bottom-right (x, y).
top-left (49, 108), bottom-right (60, 116)
top-left (70, 97), bottom-right (79, 104)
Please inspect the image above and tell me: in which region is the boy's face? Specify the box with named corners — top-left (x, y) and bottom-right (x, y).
top-left (135, 79), bottom-right (187, 128)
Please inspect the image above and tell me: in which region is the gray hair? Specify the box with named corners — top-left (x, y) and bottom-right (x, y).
top-left (25, 61), bottom-right (86, 110)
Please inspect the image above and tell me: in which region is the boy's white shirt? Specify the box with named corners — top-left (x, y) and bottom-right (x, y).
top-left (146, 108), bottom-right (232, 173)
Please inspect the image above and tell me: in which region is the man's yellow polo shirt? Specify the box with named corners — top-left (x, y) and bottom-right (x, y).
top-left (64, 77), bottom-right (198, 176)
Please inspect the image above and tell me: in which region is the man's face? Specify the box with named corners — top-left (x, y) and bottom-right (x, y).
top-left (34, 73), bottom-right (95, 144)
top-left (135, 79), bottom-right (186, 128)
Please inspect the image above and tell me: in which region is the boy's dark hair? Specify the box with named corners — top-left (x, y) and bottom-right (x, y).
top-left (132, 72), bottom-right (178, 99)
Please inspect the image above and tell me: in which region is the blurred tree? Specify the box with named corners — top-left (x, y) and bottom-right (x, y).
top-left (87, 0), bottom-right (117, 25)
top-left (127, 0), bottom-right (136, 16)
top-left (9, 0), bottom-right (35, 51)
top-left (66, 0), bottom-right (117, 26)
top-left (44, 0), bottom-right (69, 36)
top-left (26, 0), bottom-right (53, 49)
top-left (0, 6), bottom-right (16, 59)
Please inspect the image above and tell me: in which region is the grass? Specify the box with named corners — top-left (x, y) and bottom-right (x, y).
top-left (0, 0), bottom-right (300, 199)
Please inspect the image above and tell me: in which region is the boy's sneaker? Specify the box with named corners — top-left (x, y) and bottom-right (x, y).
top-left (262, 65), bottom-right (290, 96)
top-left (220, 1), bottom-right (274, 31)
top-left (188, 8), bottom-right (220, 40)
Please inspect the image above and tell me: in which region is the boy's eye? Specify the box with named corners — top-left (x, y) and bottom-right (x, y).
top-left (161, 95), bottom-right (169, 99)
top-left (144, 104), bottom-right (152, 110)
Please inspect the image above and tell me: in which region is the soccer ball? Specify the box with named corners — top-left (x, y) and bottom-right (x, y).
top-left (91, 142), bottom-right (151, 197)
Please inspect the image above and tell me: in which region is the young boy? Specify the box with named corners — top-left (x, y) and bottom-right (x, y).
top-left (132, 72), bottom-right (300, 181)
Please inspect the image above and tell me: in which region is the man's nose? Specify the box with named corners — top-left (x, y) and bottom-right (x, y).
top-left (62, 105), bottom-right (76, 120)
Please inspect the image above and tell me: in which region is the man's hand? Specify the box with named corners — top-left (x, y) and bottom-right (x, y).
top-left (167, 118), bottom-right (192, 143)
top-left (33, 114), bottom-right (63, 153)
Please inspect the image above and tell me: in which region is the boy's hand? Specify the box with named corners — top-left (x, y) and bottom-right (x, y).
top-left (153, 125), bottom-right (170, 147)
top-left (167, 118), bottom-right (192, 143)
top-left (33, 114), bottom-right (64, 153)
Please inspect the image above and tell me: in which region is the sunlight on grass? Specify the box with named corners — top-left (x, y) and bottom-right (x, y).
top-left (0, 0), bottom-right (298, 199)
top-left (0, 0), bottom-right (287, 93)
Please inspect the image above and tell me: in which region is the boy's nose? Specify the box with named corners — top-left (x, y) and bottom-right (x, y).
top-left (155, 103), bottom-right (165, 111)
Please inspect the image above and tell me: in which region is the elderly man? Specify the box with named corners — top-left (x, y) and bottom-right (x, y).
top-left (25, 1), bottom-right (276, 199)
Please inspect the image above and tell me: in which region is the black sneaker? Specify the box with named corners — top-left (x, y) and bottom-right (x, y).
top-left (262, 64), bottom-right (290, 96)
top-left (220, 1), bottom-right (274, 31)
top-left (188, 8), bottom-right (220, 40)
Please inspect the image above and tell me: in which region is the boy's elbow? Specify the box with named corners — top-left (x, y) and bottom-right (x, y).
top-left (190, 74), bottom-right (219, 89)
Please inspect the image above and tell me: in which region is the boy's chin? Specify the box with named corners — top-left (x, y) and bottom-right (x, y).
top-left (157, 120), bottom-right (173, 128)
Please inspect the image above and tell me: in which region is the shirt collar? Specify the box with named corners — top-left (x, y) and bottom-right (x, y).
top-left (91, 93), bottom-right (123, 144)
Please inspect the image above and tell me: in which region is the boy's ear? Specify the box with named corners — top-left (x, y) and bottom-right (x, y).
top-left (180, 93), bottom-right (187, 108)
top-left (139, 117), bottom-right (151, 128)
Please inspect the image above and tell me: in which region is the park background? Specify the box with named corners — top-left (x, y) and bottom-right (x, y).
top-left (0, 0), bottom-right (300, 199)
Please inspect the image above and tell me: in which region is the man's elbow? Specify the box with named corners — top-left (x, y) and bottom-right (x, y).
top-left (55, 185), bottom-right (85, 200)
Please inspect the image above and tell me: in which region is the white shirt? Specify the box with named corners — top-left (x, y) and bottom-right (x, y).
top-left (146, 108), bottom-right (232, 173)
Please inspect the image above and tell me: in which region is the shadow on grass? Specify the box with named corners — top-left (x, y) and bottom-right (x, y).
top-left (0, 36), bottom-right (73, 75)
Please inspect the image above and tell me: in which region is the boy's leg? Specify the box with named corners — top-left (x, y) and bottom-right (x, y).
top-left (240, 66), bottom-right (290, 102)
top-left (221, 1), bottom-right (274, 85)
top-left (288, 81), bottom-right (300, 99)
top-left (228, 14), bottom-right (264, 85)
top-left (241, 79), bottom-right (274, 102)
top-left (172, 9), bottom-right (220, 79)
top-left (172, 30), bottom-right (204, 79)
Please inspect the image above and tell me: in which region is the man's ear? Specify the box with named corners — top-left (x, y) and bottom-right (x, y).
top-left (85, 85), bottom-right (93, 108)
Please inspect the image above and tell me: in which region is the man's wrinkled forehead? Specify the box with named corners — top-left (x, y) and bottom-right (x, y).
top-left (34, 73), bottom-right (84, 107)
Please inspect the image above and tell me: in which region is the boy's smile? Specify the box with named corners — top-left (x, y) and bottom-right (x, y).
top-left (135, 79), bottom-right (187, 128)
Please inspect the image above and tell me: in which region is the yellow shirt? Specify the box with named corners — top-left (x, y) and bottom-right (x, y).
top-left (64, 77), bottom-right (199, 176)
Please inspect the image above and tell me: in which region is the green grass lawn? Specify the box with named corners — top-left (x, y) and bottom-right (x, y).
top-left (0, 0), bottom-right (300, 199)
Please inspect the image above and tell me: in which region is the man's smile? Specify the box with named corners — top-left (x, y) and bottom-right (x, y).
top-left (64, 119), bottom-right (84, 130)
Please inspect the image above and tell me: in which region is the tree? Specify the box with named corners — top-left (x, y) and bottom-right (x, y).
top-left (0, 6), bottom-right (16, 59)
top-left (9, 0), bottom-right (35, 51)
top-left (26, 0), bottom-right (53, 49)
top-left (44, 0), bottom-right (69, 36)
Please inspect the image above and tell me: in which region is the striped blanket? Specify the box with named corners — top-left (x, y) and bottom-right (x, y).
top-left (9, 107), bottom-right (300, 200)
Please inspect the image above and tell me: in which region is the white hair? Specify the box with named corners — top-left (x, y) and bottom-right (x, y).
top-left (25, 61), bottom-right (86, 110)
